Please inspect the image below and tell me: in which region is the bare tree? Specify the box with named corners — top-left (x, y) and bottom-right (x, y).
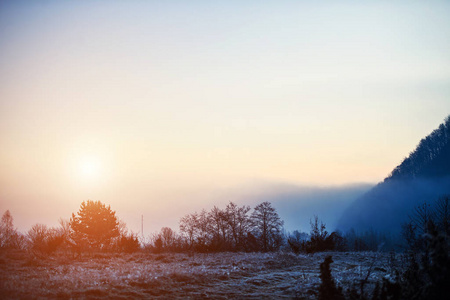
top-left (251, 202), bottom-right (284, 251)
top-left (410, 202), bottom-right (433, 235)
top-left (160, 227), bottom-right (176, 249)
top-left (208, 206), bottom-right (229, 250)
top-left (196, 209), bottom-right (210, 250)
top-left (225, 202), bottom-right (252, 249)
top-left (179, 212), bottom-right (198, 249)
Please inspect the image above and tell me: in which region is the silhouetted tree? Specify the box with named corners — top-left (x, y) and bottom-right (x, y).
top-left (208, 206), bottom-right (229, 250)
top-left (225, 202), bottom-right (252, 250)
top-left (402, 197), bottom-right (450, 251)
top-left (305, 215), bottom-right (329, 252)
top-left (318, 256), bottom-right (345, 300)
top-left (195, 209), bottom-right (210, 251)
top-left (304, 216), bottom-right (346, 253)
top-left (177, 201), bottom-right (287, 252)
top-left (69, 200), bottom-right (119, 251)
top-left (179, 212), bottom-right (198, 249)
top-left (0, 210), bottom-right (24, 249)
top-left (251, 202), bottom-right (284, 251)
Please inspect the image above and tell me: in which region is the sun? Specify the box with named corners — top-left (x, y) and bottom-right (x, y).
top-left (78, 156), bottom-right (101, 181)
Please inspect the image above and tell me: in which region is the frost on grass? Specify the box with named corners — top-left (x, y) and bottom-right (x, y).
top-left (0, 251), bottom-right (395, 299)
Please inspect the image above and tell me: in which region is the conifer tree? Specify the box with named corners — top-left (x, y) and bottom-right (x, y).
top-left (70, 200), bottom-right (119, 250)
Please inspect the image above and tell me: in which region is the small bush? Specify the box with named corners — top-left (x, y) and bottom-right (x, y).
top-left (287, 238), bottom-right (302, 255)
top-left (27, 224), bottom-right (65, 255)
top-left (302, 216), bottom-right (344, 253)
top-left (116, 233), bottom-right (141, 253)
top-left (318, 256), bottom-right (345, 300)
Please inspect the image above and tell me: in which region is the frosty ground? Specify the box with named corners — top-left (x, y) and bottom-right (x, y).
top-left (0, 251), bottom-right (398, 299)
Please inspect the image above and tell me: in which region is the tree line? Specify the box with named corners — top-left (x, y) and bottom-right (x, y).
top-left (149, 201), bottom-right (284, 252)
top-left (2, 196), bottom-right (447, 255)
top-left (0, 200), bottom-right (285, 255)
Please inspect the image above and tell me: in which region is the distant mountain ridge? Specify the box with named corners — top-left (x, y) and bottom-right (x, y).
top-left (338, 115), bottom-right (450, 234)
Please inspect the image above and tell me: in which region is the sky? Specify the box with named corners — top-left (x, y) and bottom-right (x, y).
top-left (1, 1), bottom-right (450, 234)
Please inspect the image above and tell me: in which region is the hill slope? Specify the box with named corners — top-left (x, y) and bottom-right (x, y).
top-left (338, 115), bottom-right (450, 234)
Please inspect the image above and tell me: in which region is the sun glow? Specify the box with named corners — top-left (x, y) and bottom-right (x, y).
top-left (78, 156), bottom-right (101, 181)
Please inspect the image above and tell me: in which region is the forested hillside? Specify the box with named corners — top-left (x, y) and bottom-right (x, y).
top-left (386, 116), bottom-right (450, 180)
top-left (338, 115), bottom-right (450, 234)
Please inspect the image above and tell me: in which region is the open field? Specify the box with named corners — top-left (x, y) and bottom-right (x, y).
top-left (0, 251), bottom-right (400, 299)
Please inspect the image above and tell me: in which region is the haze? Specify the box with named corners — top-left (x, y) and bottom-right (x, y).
top-left (1, 1), bottom-right (450, 235)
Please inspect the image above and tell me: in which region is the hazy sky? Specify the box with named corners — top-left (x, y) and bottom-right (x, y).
top-left (1, 1), bottom-right (450, 233)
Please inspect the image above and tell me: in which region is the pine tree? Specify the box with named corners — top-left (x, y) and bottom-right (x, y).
top-left (69, 200), bottom-right (119, 251)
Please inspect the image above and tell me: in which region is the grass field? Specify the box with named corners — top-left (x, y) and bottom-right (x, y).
top-left (0, 251), bottom-right (399, 299)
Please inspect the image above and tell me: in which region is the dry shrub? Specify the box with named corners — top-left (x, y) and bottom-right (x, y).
top-left (116, 233), bottom-right (141, 253)
top-left (27, 224), bottom-right (65, 255)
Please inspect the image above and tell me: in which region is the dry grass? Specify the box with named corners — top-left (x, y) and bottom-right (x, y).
top-left (0, 250), bottom-right (396, 299)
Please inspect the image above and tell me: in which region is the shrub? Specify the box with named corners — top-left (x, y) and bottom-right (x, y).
top-left (116, 233), bottom-right (141, 253)
top-left (27, 224), bottom-right (65, 255)
top-left (318, 256), bottom-right (345, 300)
top-left (303, 216), bottom-right (344, 253)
